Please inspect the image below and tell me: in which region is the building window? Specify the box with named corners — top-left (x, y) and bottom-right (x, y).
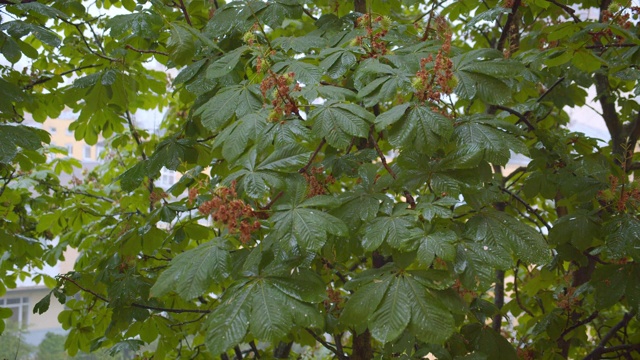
top-left (65, 144), bottom-right (73, 156)
top-left (96, 145), bottom-right (105, 161)
top-left (0, 297), bottom-right (29, 328)
top-left (83, 145), bottom-right (92, 160)
top-left (50, 127), bottom-right (57, 134)
top-left (158, 168), bottom-right (175, 186)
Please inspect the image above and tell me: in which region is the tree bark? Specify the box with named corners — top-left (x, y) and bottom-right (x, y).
top-left (273, 341), bottom-right (292, 358)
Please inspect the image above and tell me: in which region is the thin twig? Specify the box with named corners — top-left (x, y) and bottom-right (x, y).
top-left (496, 0), bottom-right (521, 51)
top-left (514, 261), bottom-right (534, 317)
top-left (248, 341), bottom-right (260, 359)
top-left (538, 77), bottom-right (565, 103)
top-left (584, 312), bottom-right (636, 360)
top-left (169, 313), bottom-right (207, 327)
top-left (25, 64), bottom-right (102, 90)
top-left (0, 169), bottom-right (16, 197)
top-left (176, 0), bottom-right (192, 26)
top-left (125, 44), bottom-right (169, 56)
top-left (403, 190), bottom-right (416, 209)
top-left (299, 139), bottom-right (325, 174)
top-left (305, 329), bottom-right (340, 357)
top-left (585, 43), bottom-right (637, 50)
top-left (499, 185), bottom-right (551, 231)
top-left (560, 311), bottom-right (599, 339)
top-left (259, 191), bottom-right (284, 211)
top-left (494, 105), bottom-right (535, 131)
top-left (38, 180), bottom-right (115, 203)
top-left (369, 133), bottom-right (396, 179)
top-left (58, 17), bottom-right (122, 63)
top-left (59, 275), bottom-right (211, 314)
top-left (302, 7), bottom-right (317, 20)
top-left (545, 0), bottom-right (581, 23)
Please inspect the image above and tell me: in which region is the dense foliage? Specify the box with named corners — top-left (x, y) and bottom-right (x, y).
top-left (1, 0), bottom-right (640, 358)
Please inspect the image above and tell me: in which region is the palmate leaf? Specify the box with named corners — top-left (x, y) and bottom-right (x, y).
top-left (0, 124), bottom-right (48, 164)
top-left (369, 278), bottom-right (411, 343)
top-left (150, 240), bottom-right (230, 300)
top-left (375, 103), bottom-right (454, 154)
top-left (465, 210), bottom-right (550, 265)
top-left (167, 23), bottom-right (195, 65)
top-left (271, 180), bottom-right (348, 251)
top-left (196, 84), bottom-right (263, 132)
top-left (403, 276), bottom-right (455, 343)
top-left (452, 49), bottom-right (524, 105)
top-left (226, 144), bottom-right (310, 198)
top-left (309, 101), bottom-right (373, 148)
top-left (206, 46), bottom-right (247, 79)
top-left (342, 269), bottom-right (455, 344)
top-left (320, 48), bottom-right (358, 79)
top-left (205, 284), bottom-right (253, 355)
top-left (362, 210), bottom-right (418, 251)
top-left (415, 229), bottom-right (458, 266)
top-left (453, 115), bottom-right (528, 166)
top-left (250, 281), bottom-right (292, 340)
top-left (213, 112), bottom-right (267, 163)
top-left (272, 59), bottom-right (323, 85)
top-left (206, 272), bottom-right (325, 353)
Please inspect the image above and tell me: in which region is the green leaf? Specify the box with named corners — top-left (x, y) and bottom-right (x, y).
top-left (465, 211), bottom-right (550, 265)
top-left (341, 276), bottom-right (391, 329)
top-left (309, 101), bottom-right (373, 148)
top-left (272, 205), bottom-right (348, 251)
top-left (167, 23), bottom-right (196, 66)
top-left (362, 212), bottom-right (417, 251)
top-left (196, 85), bottom-right (263, 132)
top-left (454, 116), bottom-right (528, 165)
top-left (320, 48), bottom-right (357, 79)
top-left (205, 286), bottom-right (252, 354)
top-left (403, 276), bottom-right (454, 343)
top-left (150, 240), bottom-right (230, 300)
top-left (416, 229), bottom-right (458, 266)
top-left (250, 281), bottom-right (291, 341)
top-left (269, 269), bottom-right (326, 303)
top-left (207, 47), bottom-right (246, 78)
top-left (0, 125), bottom-right (46, 164)
top-left (369, 278), bottom-right (411, 343)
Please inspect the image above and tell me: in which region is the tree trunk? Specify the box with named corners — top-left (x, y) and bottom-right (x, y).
top-left (273, 341), bottom-right (292, 358)
top-left (352, 330), bottom-right (373, 360)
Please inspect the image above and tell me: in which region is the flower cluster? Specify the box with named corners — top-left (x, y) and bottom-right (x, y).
top-left (413, 19), bottom-right (454, 103)
top-left (260, 70), bottom-right (301, 122)
top-left (597, 175), bottom-right (640, 212)
top-left (354, 14), bottom-right (390, 58)
top-left (302, 166), bottom-right (335, 197)
top-left (324, 286), bottom-right (343, 311)
top-left (198, 181), bottom-right (261, 243)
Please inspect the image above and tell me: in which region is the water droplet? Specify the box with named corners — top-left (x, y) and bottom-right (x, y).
top-left (483, 245), bottom-right (488, 251)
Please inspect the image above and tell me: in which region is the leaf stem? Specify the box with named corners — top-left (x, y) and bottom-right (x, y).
top-left (499, 185), bottom-right (551, 231)
top-left (299, 139), bottom-right (326, 174)
top-left (59, 275), bottom-right (211, 314)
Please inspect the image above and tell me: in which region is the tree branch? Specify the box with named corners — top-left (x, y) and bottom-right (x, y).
top-left (496, 0), bottom-right (521, 52)
top-left (370, 133), bottom-right (396, 179)
top-left (494, 105), bottom-right (535, 131)
top-left (499, 185), bottom-right (551, 231)
top-left (58, 17), bottom-right (122, 63)
top-left (299, 139), bottom-right (325, 174)
top-left (514, 261), bottom-right (534, 317)
top-left (125, 44), bottom-right (169, 56)
top-left (545, 0), bottom-right (581, 23)
top-left (561, 311), bottom-right (599, 340)
top-left (173, 0), bottom-right (192, 26)
top-left (537, 76), bottom-right (565, 103)
top-left (25, 64), bottom-right (102, 90)
top-left (584, 312), bottom-right (636, 360)
top-left (37, 180), bottom-right (115, 203)
top-left (305, 329), bottom-right (344, 359)
top-left (59, 275), bottom-right (211, 314)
